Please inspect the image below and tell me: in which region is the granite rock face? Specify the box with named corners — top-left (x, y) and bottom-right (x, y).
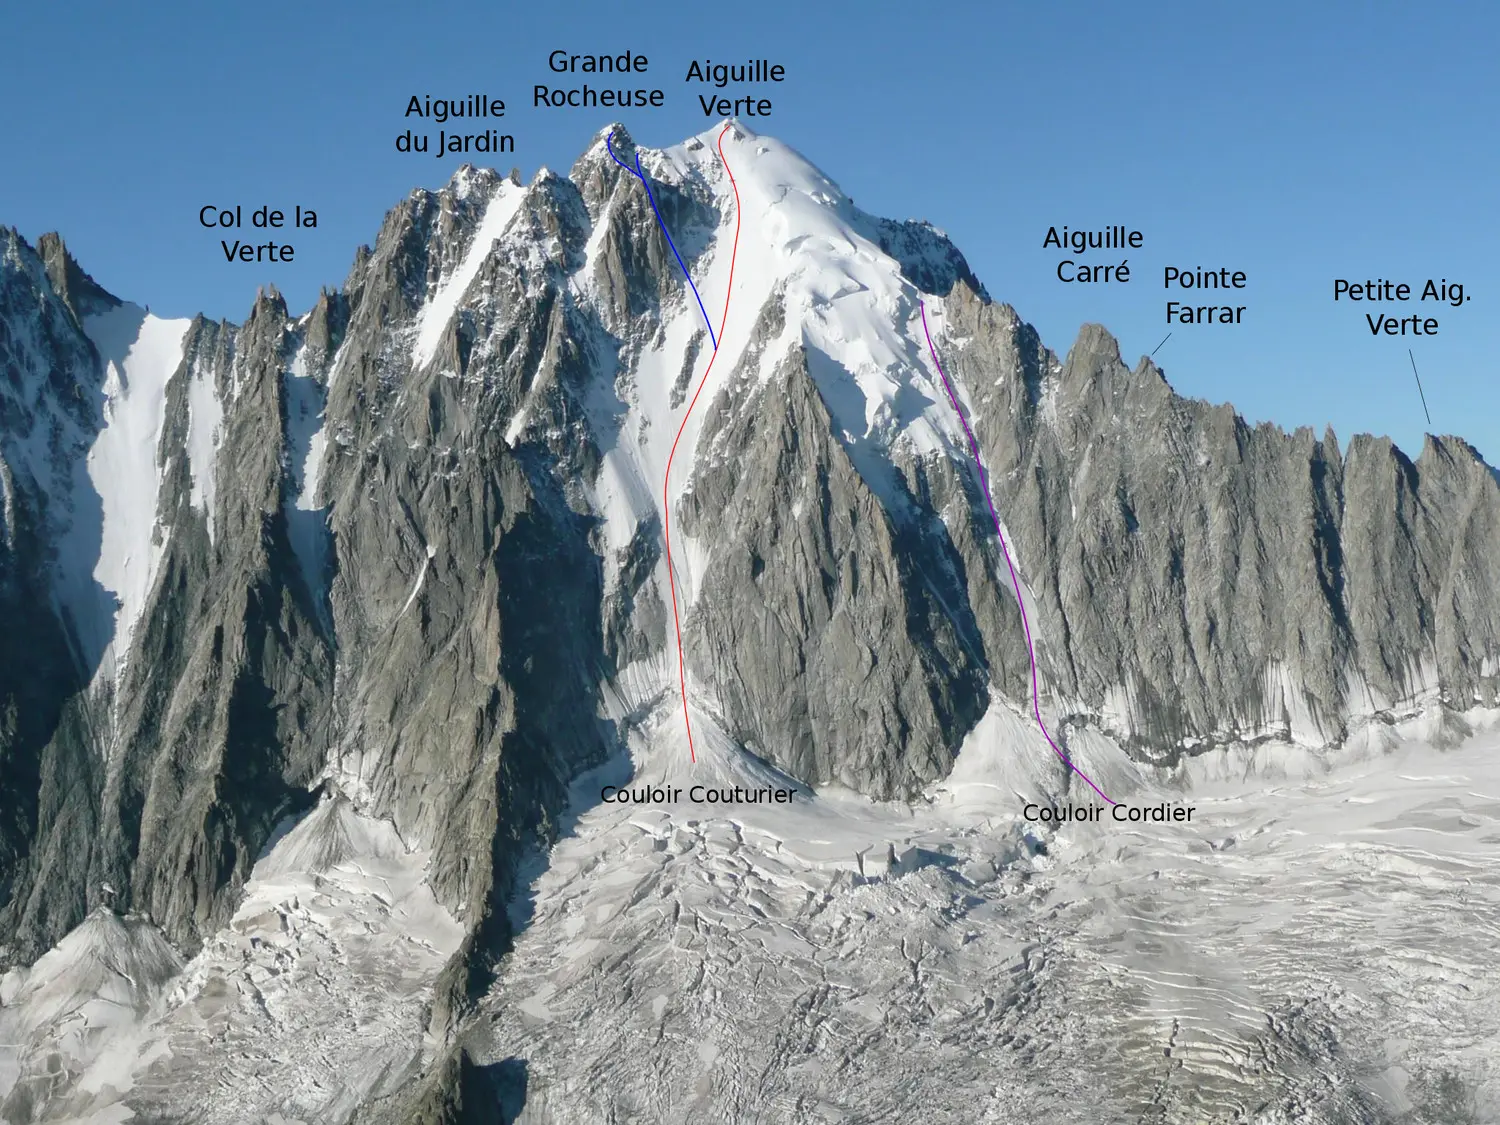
top-left (0, 232), bottom-right (332, 966)
top-left (936, 285), bottom-right (1500, 758)
top-left (1, 121), bottom-right (1498, 1120)
top-left (682, 339), bottom-right (991, 798)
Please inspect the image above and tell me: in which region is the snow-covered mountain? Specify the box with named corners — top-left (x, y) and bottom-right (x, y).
top-left (1, 122), bottom-right (1499, 1122)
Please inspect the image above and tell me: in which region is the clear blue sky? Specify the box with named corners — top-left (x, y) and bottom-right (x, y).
top-left (4, 1), bottom-right (1495, 462)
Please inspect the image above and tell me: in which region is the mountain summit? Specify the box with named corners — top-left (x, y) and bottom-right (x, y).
top-left (0, 123), bottom-right (1497, 1121)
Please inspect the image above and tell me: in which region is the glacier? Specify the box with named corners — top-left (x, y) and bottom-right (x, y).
top-left (466, 705), bottom-right (1500, 1123)
top-left (6, 697), bottom-right (1497, 1122)
top-left (1, 119), bottom-right (1499, 1124)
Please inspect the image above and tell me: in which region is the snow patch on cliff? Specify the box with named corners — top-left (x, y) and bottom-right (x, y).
top-left (79, 304), bottom-right (190, 679)
top-left (282, 337), bottom-right (333, 606)
top-left (413, 180), bottom-right (526, 368)
top-left (184, 354), bottom-right (222, 539)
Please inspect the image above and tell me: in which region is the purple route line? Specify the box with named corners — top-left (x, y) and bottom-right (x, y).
top-left (920, 301), bottom-right (1118, 806)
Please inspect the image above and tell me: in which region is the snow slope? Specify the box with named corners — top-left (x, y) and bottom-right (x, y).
top-left (282, 334), bottom-right (332, 600)
top-left (412, 178), bottom-right (527, 369)
top-left (565, 123), bottom-right (1017, 748)
top-left (184, 349), bottom-right (223, 539)
top-left (0, 908), bottom-right (181, 1116)
top-left (7, 125), bottom-right (1496, 1123)
top-left (472, 695), bottom-right (1500, 1123)
top-left (0, 795), bottom-right (464, 1124)
top-left (586, 125), bottom-right (979, 603)
top-left (77, 305), bottom-right (191, 679)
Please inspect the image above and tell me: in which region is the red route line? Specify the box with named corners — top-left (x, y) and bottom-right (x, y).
top-left (663, 123), bottom-right (741, 764)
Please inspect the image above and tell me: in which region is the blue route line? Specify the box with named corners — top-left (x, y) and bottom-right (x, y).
top-left (606, 131), bottom-right (718, 349)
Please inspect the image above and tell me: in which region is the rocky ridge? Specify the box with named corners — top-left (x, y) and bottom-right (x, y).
top-left (0, 121), bottom-right (1496, 1120)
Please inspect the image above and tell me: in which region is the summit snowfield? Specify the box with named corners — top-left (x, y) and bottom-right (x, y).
top-left (565, 124), bottom-right (987, 606)
top-left (0, 122), bottom-right (1499, 1122)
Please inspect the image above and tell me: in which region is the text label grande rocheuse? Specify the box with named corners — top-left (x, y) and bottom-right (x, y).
top-left (535, 50), bottom-right (665, 108)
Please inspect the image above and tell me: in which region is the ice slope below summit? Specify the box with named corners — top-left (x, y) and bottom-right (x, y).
top-left (573, 122), bottom-right (1000, 653)
top-left (641, 125), bottom-right (978, 520)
